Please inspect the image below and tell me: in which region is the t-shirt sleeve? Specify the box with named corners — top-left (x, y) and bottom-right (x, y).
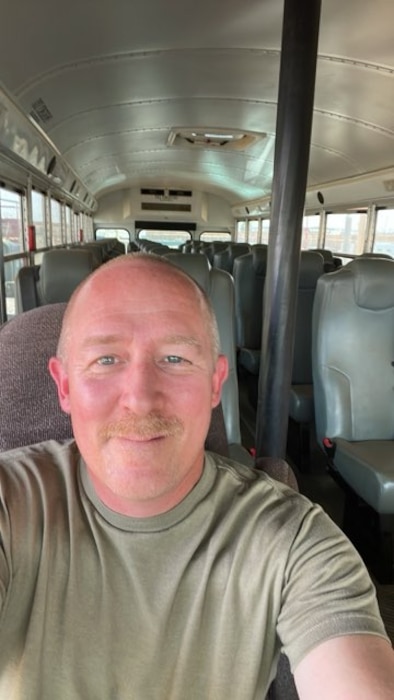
top-left (276, 503), bottom-right (389, 672)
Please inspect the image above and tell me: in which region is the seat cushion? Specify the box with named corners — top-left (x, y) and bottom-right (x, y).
top-left (333, 438), bottom-right (394, 514)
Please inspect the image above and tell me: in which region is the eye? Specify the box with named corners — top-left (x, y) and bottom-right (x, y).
top-left (96, 355), bottom-right (117, 366)
top-left (164, 355), bottom-right (185, 364)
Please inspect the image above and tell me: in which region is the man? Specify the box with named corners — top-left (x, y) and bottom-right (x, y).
top-left (0, 253), bottom-right (392, 698)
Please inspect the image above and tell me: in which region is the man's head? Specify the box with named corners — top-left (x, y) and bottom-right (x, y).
top-left (49, 253), bottom-right (228, 517)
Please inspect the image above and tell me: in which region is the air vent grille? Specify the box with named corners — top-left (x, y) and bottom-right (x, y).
top-left (167, 128), bottom-right (265, 151)
top-left (140, 188), bottom-right (192, 197)
top-left (141, 202), bottom-right (192, 212)
top-left (29, 98), bottom-right (53, 125)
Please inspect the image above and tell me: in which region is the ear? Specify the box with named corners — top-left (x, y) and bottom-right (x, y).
top-left (48, 357), bottom-right (71, 414)
top-left (211, 354), bottom-right (229, 408)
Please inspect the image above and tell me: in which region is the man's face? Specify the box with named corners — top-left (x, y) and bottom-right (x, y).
top-left (49, 260), bottom-right (228, 517)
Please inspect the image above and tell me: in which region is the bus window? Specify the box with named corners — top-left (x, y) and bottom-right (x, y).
top-left (235, 220), bottom-right (246, 242)
top-left (138, 229), bottom-right (190, 249)
top-left (50, 199), bottom-right (63, 246)
top-left (0, 187), bottom-right (26, 319)
top-left (261, 220), bottom-right (270, 244)
top-left (324, 212), bottom-right (367, 256)
top-left (302, 214), bottom-right (320, 249)
top-left (0, 187), bottom-right (25, 254)
top-left (31, 190), bottom-right (47, 249)
top-left (200, 231), bottom-right (231, 243)
top-left (373, 208), bottom-right (394, 257)
top-left (96, 228), bottom-right (130, 252)
top-left (247, 219), bottom-right (259, 245)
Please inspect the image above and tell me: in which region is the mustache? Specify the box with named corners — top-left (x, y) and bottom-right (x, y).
top-left (99, 412), bottom-right (184, 441)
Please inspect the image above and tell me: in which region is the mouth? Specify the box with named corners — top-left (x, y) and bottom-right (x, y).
top-left (100, 413), bottom-right (184, 444)
top-left (110, 433), bottom-right (167, 446)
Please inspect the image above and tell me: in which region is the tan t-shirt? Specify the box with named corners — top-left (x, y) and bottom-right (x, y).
top-left (0, 440), bottom-right (388, 699)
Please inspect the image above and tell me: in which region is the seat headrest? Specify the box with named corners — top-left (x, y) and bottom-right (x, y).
top-left (164, 252), bottom-right (210, 291)
top-left (252, 246), bottom-right (268, 274)
top-left (349, 257), bottom-right (394, 310)
top-left (39, 249), bottom-right (98, 304)
top-left (0, 303), bottom-right (72, 451)
top-left (298, 251), bottom-right (324, 288)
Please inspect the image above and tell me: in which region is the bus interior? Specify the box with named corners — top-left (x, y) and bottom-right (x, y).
top-left (0, 0), bottom-right (393, 653)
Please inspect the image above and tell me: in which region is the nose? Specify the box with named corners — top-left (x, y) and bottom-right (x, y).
top-left (120, 359), bottom-right (163, 415)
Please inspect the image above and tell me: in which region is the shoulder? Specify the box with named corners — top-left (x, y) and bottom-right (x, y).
top-left (0, 439), bottom-right (79, 499)
top-left (205, 451), bottom-right (321, 545)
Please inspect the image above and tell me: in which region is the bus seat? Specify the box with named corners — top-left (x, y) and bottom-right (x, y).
top-left (213, 243), bottom-right (251, 274)
top-left (234, 249), bottom-right (324, 468)
top-left (360, 251), bottom-right (393, 259)
top-left (15, 248), bottom-right (98, 312)
top-left (233, 245), bottom-right (268, 374)
top-left (204, 241), bottom-right (228, 265)
top-left (287, 251), bottom-right (325, 467)
top-left (312, 257), bottom-right (394, 581)
top-left (309, 248), bottom-right (342, 272)
top-left (165, 251), bottom-right (253, 466)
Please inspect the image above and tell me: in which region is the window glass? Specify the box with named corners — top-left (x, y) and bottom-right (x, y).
top-left (200, 231), bottom-right (231, 243)
top-left (302, 214), bottom-right (320, 249)
top-left (96, 228), bottom-right (130, 252)
top-left (31, 190), bottom-right (47, 248)
top-left (373, 208), bottom-right (394, 257)
top-left (85, 215), bottom-right (94, 241)
top-left (138, 230), bottom-right (190, 248)
top-left (247, 219), bottom-right (259, 245)
top-left (261, 219), bottom-right (270, 244)
top-left (73, 212), bottom-right (80, 242)
top-left (65, 205), bottom-right (73, 244)
top-left (324, 212), bottom-right (367, 255)
top-left (235, 220), bottom-right (246, 242)
top-left (50, 198), bottom-right (62, 245)
top-left (4, 258), bottom-right (24, 318)
top-left (0, 187), bottom-right (24, 253)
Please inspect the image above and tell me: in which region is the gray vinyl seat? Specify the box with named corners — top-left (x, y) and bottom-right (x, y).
top-left (288, 251), bottom-right (325, 425)
top-left (313, 256), bottom-right (394, 516)
top-left (234, 249), bottom-right (323, 416)
top-left (165, 251), bottom-right (253, 466)
top-left (213, 243), bottom-right (251, 274)
top-left (309, 248), bottom-right (342, 272)
top-left (233, 244), bottom-right (268, 376)
top-left (15, 248), bottom-right (98, 312)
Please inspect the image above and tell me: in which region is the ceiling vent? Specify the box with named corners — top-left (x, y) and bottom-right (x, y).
top-left (29, 97), bottom-right (53, 125)
top-left (140, 188), bottom-right (192, 198)
top-left (167, 128), bottom-right (265, 151)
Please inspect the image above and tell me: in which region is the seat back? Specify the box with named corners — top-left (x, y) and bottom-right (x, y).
top-left (292, 251), bottom-right (325, 385)
top-left (313, 257), bottom-right (394, 444)
top-left (309, 248), bottom-right (342, 272)
top-left (164, 252), bottom-right (244, 453)
top-left (213, 243), bottom-right (251, 274)
top-left (15, 249), bottom-right (97, 312)
top-left (0, 303), bottom-right (72, 450)
top-left (233, 245), bottom-right (268, 354)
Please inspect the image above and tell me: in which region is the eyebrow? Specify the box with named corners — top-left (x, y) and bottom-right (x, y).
top-left (81, 334), bottom-right (124, 349)
top-left (161, 334), bottom-right (203, 352)
top-left (80, 333), bottom-right (203, 352)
